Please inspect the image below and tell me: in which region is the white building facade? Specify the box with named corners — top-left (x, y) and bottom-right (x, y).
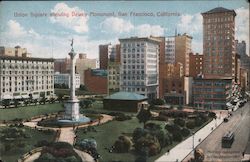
top-left (54, 73), bottom-right (80, 89)
top-left (119, 37), bottom-right (160, 100)
top-left (0, 56), bottom-right (54, 100)
top-left (165, 37), bottom-right (175, 63)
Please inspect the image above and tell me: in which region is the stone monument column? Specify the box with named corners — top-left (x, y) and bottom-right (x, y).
top-left (64, 39), bottom-right (80, 121)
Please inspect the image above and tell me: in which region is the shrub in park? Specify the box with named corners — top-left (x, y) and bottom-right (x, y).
top-left (151, 98), bottom-right (165, 105)
top-left (133, 127), bottom-right (148, 142)
top-left (195, 117), bottom-right (204, 127)
top-left (172, 131), bottom-right (183, 142)
top-left (173, 118), bottom-right (186, 127)
top-left (113, 135), bottom-right (133, 153)
top-left (186, 120), bottom-right (196, 129)
top-left (181, 128), bottom-right (190, 137)
top-left (165, 124), bottom-right (181, 133)
top-left (134, 134), bottom-right (161, 156)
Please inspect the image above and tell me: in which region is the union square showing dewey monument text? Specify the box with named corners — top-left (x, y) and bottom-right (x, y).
top-left (0, 0), bottom-right (250, 162)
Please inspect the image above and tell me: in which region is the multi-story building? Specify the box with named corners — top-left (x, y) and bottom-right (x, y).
top-left (175, 33), bottom-right (192, 76)
top-left (119, 37), bottom-right (160, 100)
top-left (193, 78), bottom-right (232, 109)
top-left (0, 46), bottom-right (30, 57)
top-left (188, 52), bottom-right (204, 78)
top-left (99, 44), bottom-right (121, 70)
top-left (108, 62), bottom-right (120, 94)
top-left (202, 7), bottom-right (236, 79)
top-left (162, 63), bottom-right (184, 105)
top-left (54, 73), bottom-right (80, 89)
top-left (0, 55), bottom-right (54, 100)
top-left (54, 58), bottom-right (68, 74)
top-left (165, 37), bottom-right (175, 63)
top-left (54, 53), bottom-right (96, 85)
top-left (84, 68), bottom-right (107, 94)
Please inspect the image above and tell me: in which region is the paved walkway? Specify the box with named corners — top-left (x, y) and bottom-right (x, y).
top-left (156, 113), bottom-right (227, 162)
top-left (23, 152), bottom-right (41, 162)
top-left (22, 114), bottom-right (113, 162)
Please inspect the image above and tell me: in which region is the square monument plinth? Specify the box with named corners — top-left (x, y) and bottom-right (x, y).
top-left (64, 99), bottom-right (80, 121)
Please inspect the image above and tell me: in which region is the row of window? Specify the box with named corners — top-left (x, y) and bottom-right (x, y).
top-left (2, 85), bottom-right (53, 93)
top-left (1, 70), bottom-right (53, 75)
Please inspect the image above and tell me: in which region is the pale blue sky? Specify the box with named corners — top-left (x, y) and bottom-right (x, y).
top-left (0, 0), bottom-right (249, 58)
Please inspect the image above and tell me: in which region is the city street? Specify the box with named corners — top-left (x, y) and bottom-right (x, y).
top-left (184, 101), bottom-right (250, 162)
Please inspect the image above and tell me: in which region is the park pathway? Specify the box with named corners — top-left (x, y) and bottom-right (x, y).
top-left (22, 114), bottom-right (113, 162)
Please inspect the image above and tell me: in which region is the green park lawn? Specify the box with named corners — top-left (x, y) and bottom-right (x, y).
top-left (75, 117), bottom-right (178, 162)
top-left (0, 103), bottom-right (64, 121)
top-left (0, 126), bottom-right (56, 162)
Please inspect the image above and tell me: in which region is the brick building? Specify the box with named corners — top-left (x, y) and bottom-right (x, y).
top-left (84, 69), bottom-right (107, 94)
top-left (202, 7), bottom-right (236, 79)
top-left (188, 52), bottom-right (204, 78)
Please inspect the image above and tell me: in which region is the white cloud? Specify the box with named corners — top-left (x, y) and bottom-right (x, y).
top-left (235, 7), bottom-right (249, 55)
top-left (101, 17), bottom-right (164, 37)
top-left (7, 20), bottom-right (27, 37)
top-left (135, 24), bottom-right (164, 37)
top-left (177, 13), bottom-right (202, 35)
top-left (50, 3), bottom-right (89, 33)
top-left (100, 17), bottom-right (134, 34)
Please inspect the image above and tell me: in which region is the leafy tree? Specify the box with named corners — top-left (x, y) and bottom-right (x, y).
top-left (13, 99), bottom-right (20, 108)
top-left (181, 128), bottom-right (190, 137)
top-left (151, 98), bottom-right (165, 105)
top-left (186, 120), bottom-right (196, 129)
top-left (134, 134), bottom-right (161, 156)
top-left (136, 108), bottom-right (152, 127)
top-left (113, 135), bottom-right (133, 153)
top-left (172, 131), bottom-right (183, 142)
top-left (174, 118), bottom-right (186, 127)
top-left (2, 99), bottom-right (10, 108)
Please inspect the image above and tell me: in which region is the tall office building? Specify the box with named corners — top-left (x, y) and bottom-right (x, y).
top-left (202, 7), bottom-right (236, 79)
top-left (175, 33), bottom-right (192, 76)
top-left (119, 37), bottom-right (160, 100)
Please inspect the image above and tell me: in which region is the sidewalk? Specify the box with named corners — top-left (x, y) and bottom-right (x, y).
top-left (156, 114), bottom-right (226, 162)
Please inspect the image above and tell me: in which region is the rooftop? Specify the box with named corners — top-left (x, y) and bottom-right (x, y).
top-left (202, 7), bottom-right (236, 15)
top-left (0, 55), bottom-right (54, 62)
top-left (105, 91), bottom-right (147, 101)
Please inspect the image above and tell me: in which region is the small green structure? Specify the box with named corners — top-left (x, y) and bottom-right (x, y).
top-left (103, 92), bottom-right (148, 112)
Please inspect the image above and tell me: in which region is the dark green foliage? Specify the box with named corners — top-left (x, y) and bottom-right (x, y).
top-left (165, 124), bottom-right (181, 133)
top-left (134, 134), bottom-right (161, 156)
top-left (133, 127), bottom-right (147, 142)
top-left (151, 98), bottom-right (165, 105)
top-left (136, 108), bottom-right (152, 126)
top-left (186, 120), bottom-right (196, 129)
top-left (173, 118), bottom-right (186, 127)
top-left (172, 131), bottom-right (183, 142)
top-left (35, 142), bottom-right (81, 162)
top-left (159, 110), bottom-right (188, 118)
top-left (181, 128), bottom-right (190, 137)
top-left (208, 112), bottom-right (217, 119)
top-left (195, 117), bottom-right (204, 127)
top-left (113, 135), bottom-right (133, 153)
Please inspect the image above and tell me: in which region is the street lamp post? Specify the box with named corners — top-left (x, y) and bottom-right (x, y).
top-left (192, 132), bottom-right (195, 157)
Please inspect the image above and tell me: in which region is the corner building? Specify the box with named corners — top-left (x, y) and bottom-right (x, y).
top-left (0, 56), bottom-right (54, 100)
top-left (202, 7), bottom-right (236, 79)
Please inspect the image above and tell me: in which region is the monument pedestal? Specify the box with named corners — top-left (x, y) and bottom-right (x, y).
top-left (64, 99), bottom-right (80, 121)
